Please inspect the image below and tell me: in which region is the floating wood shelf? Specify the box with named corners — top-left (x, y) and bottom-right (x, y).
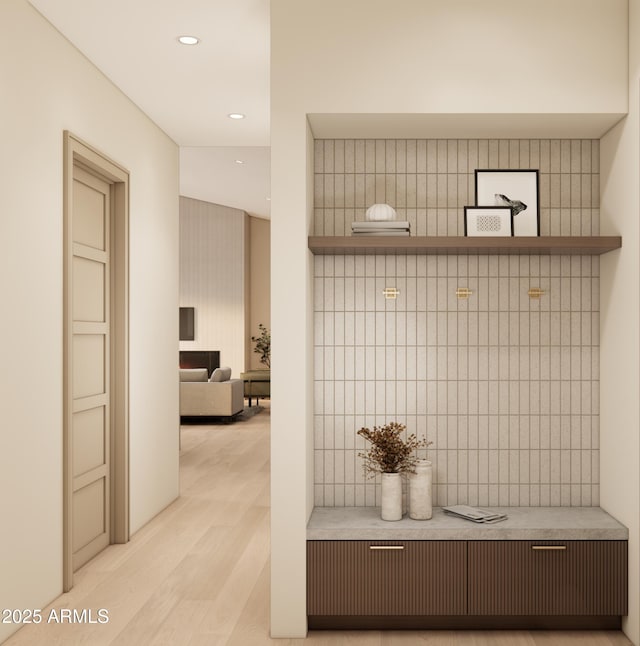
top-left (308, 236), bottom-right (622, 255)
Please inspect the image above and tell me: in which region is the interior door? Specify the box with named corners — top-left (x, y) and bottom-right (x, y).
top-left (70, 164), bottom-right (111, 570)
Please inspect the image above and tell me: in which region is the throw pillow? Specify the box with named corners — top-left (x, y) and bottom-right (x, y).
top-left (209, 367), bottom-right (232, 382)
top-left (180, 368), bottom-right (208, 382)
top-left (209, 368), bottom-right (224, 382)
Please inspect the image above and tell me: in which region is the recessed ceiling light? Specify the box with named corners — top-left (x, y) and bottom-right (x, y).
top-left (235, 159), bottom-right (245, 165)
top-left (177, 35), bottom-right (200, 45)
top-left (228, 113), bottom-right (246, 120)
top-left (266, 197), bottom-right (271, 201)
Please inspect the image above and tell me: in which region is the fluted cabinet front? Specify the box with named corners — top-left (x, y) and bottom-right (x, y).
top-left (307, 540), bottom-right (467, 616)
top-left (468, 540), bottom-right (628, 615)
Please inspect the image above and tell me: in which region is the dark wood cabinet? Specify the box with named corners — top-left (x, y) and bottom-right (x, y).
top-left (307, 540), bottom-right (466, 616)
top-left (308, 539), bottom-right (628, 629)
top-left (468, 540), bottom-right (628, 616)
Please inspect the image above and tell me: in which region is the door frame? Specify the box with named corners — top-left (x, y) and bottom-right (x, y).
top-left (63, 132), bottom-right (130, 591)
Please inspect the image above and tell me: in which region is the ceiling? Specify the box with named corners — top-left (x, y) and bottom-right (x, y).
top-left (28, 0), bottom-right (271, 218)
top-left (180, 146), bottom-right (270, 216)
top-left (26, 1), bottom-right (626, 220)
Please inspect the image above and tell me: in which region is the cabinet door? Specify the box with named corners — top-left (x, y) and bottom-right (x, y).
top-left (468, 540), bottom-right (627, 616)
top-left (307, 540), bottom-right (466, 616)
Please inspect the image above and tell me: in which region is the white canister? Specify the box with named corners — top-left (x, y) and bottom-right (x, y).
top-left (380, 472), bottom-right (403, 521)
top-left (409, 459), bottom-right (433, 520)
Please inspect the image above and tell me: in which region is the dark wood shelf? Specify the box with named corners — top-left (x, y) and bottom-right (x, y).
top-left (308, 236), bottom-right (622, 255)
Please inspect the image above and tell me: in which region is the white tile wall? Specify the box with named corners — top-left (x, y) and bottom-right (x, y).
top-left (314, 139), bottom-right (599, 236)
top-left (313, 139), bottom-right (600, 508)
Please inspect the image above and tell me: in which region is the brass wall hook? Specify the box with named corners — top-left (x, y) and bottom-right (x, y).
top-left (456, 287), bottom-right (473, 299)
top-left (383, 287), bottom-right (400, 300)
top-left (528, 287), bottom-right (545, 299)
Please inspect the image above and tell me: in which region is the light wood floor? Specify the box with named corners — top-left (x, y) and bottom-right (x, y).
top-left (5, 402), bottom-right (633, 645)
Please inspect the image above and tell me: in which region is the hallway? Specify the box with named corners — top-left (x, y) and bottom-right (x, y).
top-left (6, 406), bottom-right (272, 646)
top-left (5, 403), bottom-right (632, 645)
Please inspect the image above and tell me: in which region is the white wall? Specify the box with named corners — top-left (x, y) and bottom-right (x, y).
top-left (271, 0), bottom-right (629, 637)
top-left (601, 2), bottom-right (640, 644)
top-left (273, 0), bottom-right (627, 117)
top-left (179, 197), bottom-right (249, 377)
top-left (0, 1), bottom-right (179, 642)
top-left (270, 115), bottom-right (314, 637)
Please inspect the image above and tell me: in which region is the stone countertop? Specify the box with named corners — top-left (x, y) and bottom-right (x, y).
top-left (307, 506), bottom-right (628, 540)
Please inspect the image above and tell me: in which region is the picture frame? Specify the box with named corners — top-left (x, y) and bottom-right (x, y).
top-left (464, 206), bottom-right (514, 237)
top-left (475, 169), bottom-right (540, 236)
top-left (179, 307), bottom-right (195, 341)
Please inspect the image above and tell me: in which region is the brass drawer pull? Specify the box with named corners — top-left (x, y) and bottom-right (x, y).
top-left (532, 545), bottom-right (567, 551)
top-left (369, 545), bottom-right (404, 551)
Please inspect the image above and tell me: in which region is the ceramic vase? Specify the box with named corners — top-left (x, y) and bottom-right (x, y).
top-left (365, 203), bottom-right (397, 221)
top-left (409, 459), bottom-right (433, 520)
top-left (381, 472), bottom-right (403, 521)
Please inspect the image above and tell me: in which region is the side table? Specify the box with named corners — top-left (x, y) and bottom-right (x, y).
top-left (240, 370), bottom-right (270, 406)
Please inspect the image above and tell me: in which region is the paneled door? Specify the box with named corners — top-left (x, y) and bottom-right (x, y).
top-left (64, 132), bottom-right (129, 592)
top-left (69, 164), bottom-right (112, 571)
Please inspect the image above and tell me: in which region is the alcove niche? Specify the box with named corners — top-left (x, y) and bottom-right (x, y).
top-left (305, 112), bottom-right (623, 512)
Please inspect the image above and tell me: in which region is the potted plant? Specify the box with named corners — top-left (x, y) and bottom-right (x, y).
top-left (251, 323), bottom-right (270, 369)
top-left (358, 422), bottom-right (431, 521)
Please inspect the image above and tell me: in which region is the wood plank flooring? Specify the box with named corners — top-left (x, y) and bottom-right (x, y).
top-left (5, 402), bottom-right (633, 645)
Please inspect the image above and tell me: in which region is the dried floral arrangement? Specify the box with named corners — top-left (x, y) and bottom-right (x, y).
top-left (357, 422), bottom-right (432, 478)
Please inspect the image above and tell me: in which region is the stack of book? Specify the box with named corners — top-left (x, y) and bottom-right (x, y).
top-left (351, 221), bottom-right (410, 236)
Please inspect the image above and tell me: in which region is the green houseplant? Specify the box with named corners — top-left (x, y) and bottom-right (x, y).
top-left (251, 323), bottom-right (271, 368)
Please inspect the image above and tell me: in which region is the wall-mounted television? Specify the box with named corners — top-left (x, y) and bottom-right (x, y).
top-left (179, 307), bottom-right (195, 341)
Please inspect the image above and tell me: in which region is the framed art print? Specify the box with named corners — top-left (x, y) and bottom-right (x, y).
top-left (464, 206), bottom-right (513, 237)
top-left (475, 169), bottom-right (539, 236)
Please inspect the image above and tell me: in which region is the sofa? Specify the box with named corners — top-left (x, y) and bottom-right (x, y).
top-left (179, 367), bottom-right (244, 420)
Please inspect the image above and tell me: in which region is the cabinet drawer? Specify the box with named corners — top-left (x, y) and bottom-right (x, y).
top-left (468, 540), bottom-right (627, 616)
top-left (307, 540), bottom-right (466, 616)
